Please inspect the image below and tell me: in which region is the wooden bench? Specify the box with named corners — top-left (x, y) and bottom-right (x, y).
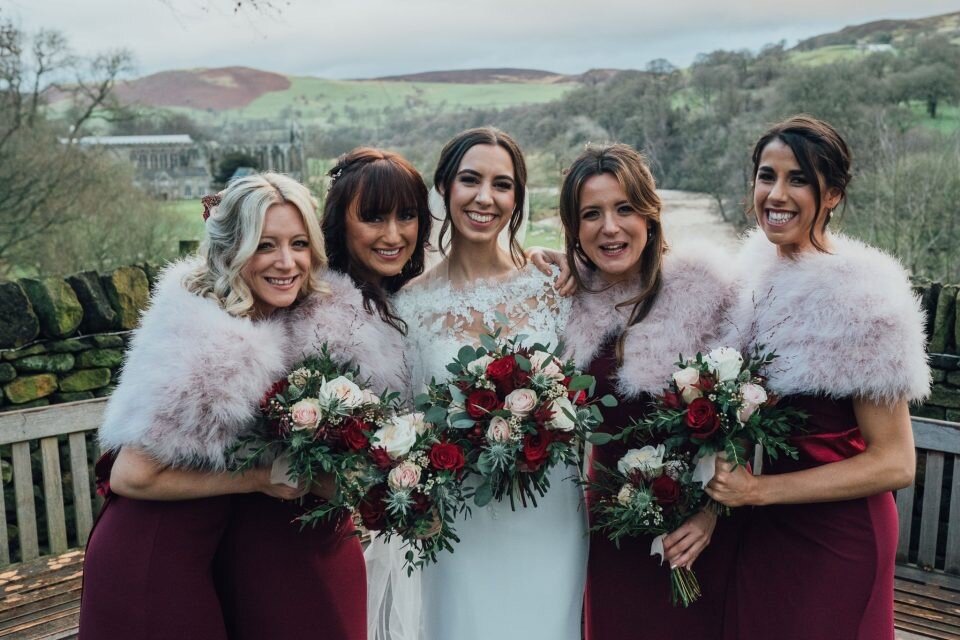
top-left (0, 403), bottom-right (958, 639)
top-left (0, 399), bottom-right (105, 639)
top-left (894, 417), bottom-right (960, 640)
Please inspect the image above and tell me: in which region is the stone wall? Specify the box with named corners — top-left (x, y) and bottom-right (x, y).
top-left (2, 267), bottom-right (960, 417)
top-left (915, 281), bottom-right (960, 421)
top-left (0, 265), bottom-right (157, 412)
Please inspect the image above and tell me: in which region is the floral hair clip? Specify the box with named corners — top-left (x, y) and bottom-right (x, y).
top-left (201, 194), bottom-right (222, 222)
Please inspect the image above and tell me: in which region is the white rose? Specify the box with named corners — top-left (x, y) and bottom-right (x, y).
top-left (467, 354), bottom-right (494, 376)
top-left (504, 388), bottom-right (538, 417)
top-left (486, 416), bottom-right (512, 443)
top-left (393, 411), bottom-right (428, 436)
top-left (616, 484), bottom-right (636, 506)
top-left (371, 415), bottom-right (418, 459)
top-left (547, 396), bottom-right (577, 432)
top-left (387, 461), bottom-right (422, 490)
top-left (289, 398), bottom-right (322, 430)
top-left (318, 376), bottom-right (364, 408)
top-left (618, 445), bottom-right (666, 478)
top-left (672, 367), bottom-right (702, 404)
top-left (705, 347), bottom-right (744, 382)
top-left (361, 388), bottom-right (381, 405)
top-left (529, 351), bottom-right (564, 380)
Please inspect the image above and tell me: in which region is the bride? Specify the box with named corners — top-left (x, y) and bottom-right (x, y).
top-left (367, 127), bottom-right (588, 640)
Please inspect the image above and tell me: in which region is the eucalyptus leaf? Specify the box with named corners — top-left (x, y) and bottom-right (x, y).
top-left (424, 405), bottom-right (447, 426)
top-left (588, 432), bottom-right (614, 445)
top-left (458, 345), bottom-right (477, 364)
top-left (600, 394), bottom-right (618, 407)
top-left (568, 375), bottom-right (594, 391)
top-left (515, 354), bottom-right (531, 372)
top-left (479, 334), bottom-right (498, 353)
top-left (494, 310), bottom-right (510, 326)
top-left (448, 384), bottom-right (467, 404)
top-left (474, 481), bottom-right (494, 507)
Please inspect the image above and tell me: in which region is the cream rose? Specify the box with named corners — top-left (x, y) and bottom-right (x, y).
top-left (529, 351), bottom-right (564, 380)
top-left (467, 354), bottom-right (494, 376)
top-left (504, 388), bottom-right (538, 417)
top-left (289, 398), bottom-right (322, 430)
top-left (371, 415), bottom-right (418, 459)
top-left (387, 461), bottom-right (422, 490)
top-left (318, 376), bottom-right (364, 409)
top-left (672, 366), bottom-right (702, 404)
top-left (705, 347), bottom-right (744, 382)
top-left (361, 388), bottom-right (381, 405)
top-left (617, 484), bottom-right (636, 506)
top-left (486, 416), bottom-right (512, 443)
top-left (547, 397), bottom-right (576, 431)
top-left (738, 383), bottom-right (768, 422)
top-left (618, 445), bottom-right (666, 478)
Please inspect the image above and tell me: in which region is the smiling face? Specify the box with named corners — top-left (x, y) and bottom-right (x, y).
top-left (753, 138), bottom-right (840, 257)
top-left (344, 200), bottom-right (419, 285)
top-left (446, 144), bottom-right (516, 246)
top-left (241, 202), bottom-right (312, 318)
top-left (577, 173), bottom-right (649, 282)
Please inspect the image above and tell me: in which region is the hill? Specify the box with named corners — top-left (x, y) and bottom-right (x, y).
top-left (113, 66), bottom-right (290, 110)
top-left (794, 10), bottom-right (960, 50)
top-left (369, 68), bottom-right (570, 84)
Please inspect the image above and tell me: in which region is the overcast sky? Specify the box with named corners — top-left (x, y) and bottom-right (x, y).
top-left (6, 0), bottom-right (959, 79)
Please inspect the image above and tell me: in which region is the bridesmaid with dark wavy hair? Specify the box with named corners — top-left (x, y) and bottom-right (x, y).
top-left (561, 143), bottom-right (739, 639)
top-left (708, 115), bottom-right (930, 640)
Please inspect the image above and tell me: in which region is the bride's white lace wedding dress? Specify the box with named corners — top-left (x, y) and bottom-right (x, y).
top-left (374, 263), bottom-right (587, 640)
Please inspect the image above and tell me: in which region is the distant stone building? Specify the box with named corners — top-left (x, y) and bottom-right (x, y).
top-left (75, 125), bottom-right (306, 200)
top-left (76, 134), bottom-right (212, 200)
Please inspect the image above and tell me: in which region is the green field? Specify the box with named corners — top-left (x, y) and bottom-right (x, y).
top-left (179, 77), bottom-right (575, 129)
top-left (911, 102), bottom-right (960, 133)
top-left (788, 45), bottom-right (870, 66)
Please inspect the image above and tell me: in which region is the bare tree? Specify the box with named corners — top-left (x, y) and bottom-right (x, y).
top-left (0, 16), bottom-right (133, 274)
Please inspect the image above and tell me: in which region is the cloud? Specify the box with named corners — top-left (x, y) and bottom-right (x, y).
top-left (7, 0), bottom-right (959, 78)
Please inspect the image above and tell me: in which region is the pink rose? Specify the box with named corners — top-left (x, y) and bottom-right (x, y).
top-left (738, 383), bottom-right (768, 422)
top-left (486, 416), bottom-right (512, 443)
top-left (388, 461), bottom-right (422, 490)
top-left (504, 388), bottom-right (538, 418)
top-left (290, 399), bottom-right (321, 430)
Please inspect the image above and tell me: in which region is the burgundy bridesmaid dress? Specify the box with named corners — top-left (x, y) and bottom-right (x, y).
top-left (584, 336), bottom-right (740, 640)
top-left (725, 395), bottom-right (896, 640)
top-left (214, 493), bottom-right (367, 640)
top-left (79, 454), bottom-right (233, 640)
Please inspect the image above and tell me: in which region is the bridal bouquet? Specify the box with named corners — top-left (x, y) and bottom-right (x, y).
top-left (588, 433), bottom-right (705, 607)
top-left (354, 411), bottom-right (470, 573)
top-left (232, 346), bottom-right (395, 522)
top-left (612, 346), bottom-right (803, 488)
top-left (415, 323), bottom-right (615, 509)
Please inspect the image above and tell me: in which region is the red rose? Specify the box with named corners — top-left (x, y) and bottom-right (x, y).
top-left (521, 427), bottom-right (554, 472)
top-left (661, 391), bottom-right (682, 409)
top-left (486, 356), bottom-right (518, 393)
top-left (651, 474), bottom-right (681, 506)
top-left (341, 416), bottom-right (371, 451)
top-left (369, 447), bottom-right (393, 471)
top-left (466, 389), bottom-right (502, 418)
top-left (358, 485), bottom-right (389, 530)
top-left (685, 397), bottom-right (720, 440)
top-left (697, 376), bottom-right (716, 392)
top-left (429, 442), bottom-right (465, 472)
top-left (569, 389), bottom-right (588, 406)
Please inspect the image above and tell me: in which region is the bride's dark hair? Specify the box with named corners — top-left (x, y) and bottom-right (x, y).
top-left (433, 127), bottom-right (527, 268)
top-left (322, 147), bottom-right (431, 334)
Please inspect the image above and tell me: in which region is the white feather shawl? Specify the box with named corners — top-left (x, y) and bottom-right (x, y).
top-left (99, 261), bottom-right (409, 468)
top-left (724, 229), bottom-right (931, 404)
top-left (565, 241), bottom-right (737, 398)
